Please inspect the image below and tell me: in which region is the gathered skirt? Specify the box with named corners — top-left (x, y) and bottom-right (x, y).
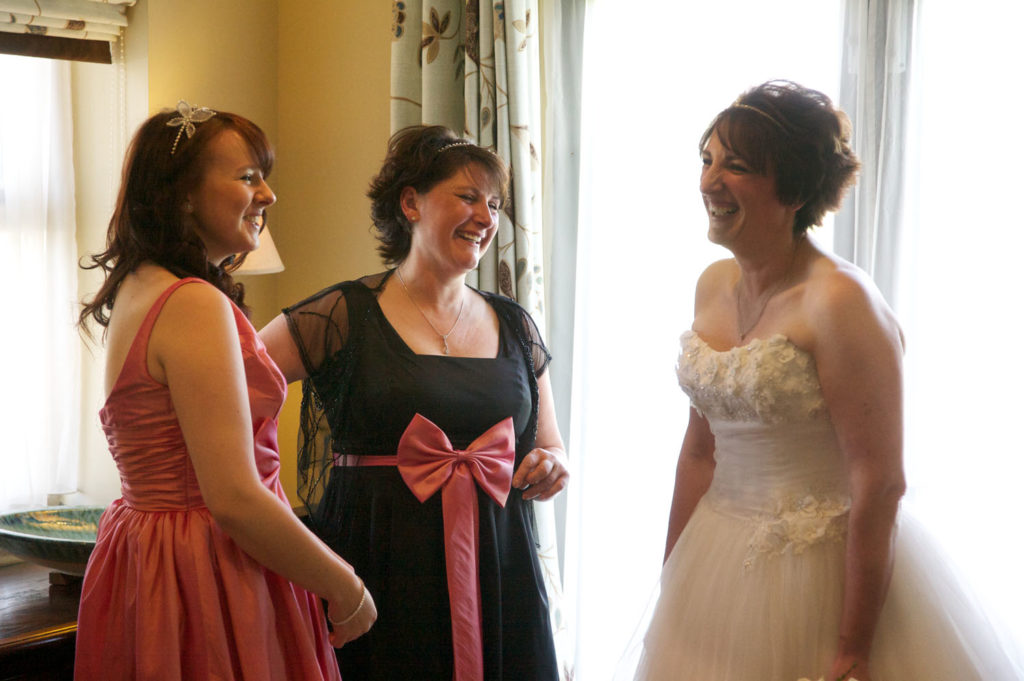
top-left (74, 499), bottom-right (341, 681)
top-left (633, 500), bottom-right (1023, 681)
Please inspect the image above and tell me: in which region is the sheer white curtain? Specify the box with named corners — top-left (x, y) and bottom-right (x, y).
top-left (566, 2), bottom-right (842, 676)
top-left (896, 1), bottom-right (1024, 656)
top-left (834, 0), bottom-right (915, 304)
top-left (0, 55), bottom-right (79, 510)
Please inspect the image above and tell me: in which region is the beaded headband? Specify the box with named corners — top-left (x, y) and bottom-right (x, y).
top-left (436, 140), bottom-right (473, 154)
top-left (166, 100), bottom-right (217, 155)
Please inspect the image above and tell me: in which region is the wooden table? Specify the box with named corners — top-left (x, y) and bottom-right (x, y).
top-left (0, 563), bottom-right (79, 681)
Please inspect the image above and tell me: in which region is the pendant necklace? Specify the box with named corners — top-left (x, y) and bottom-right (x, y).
top-left (735, 239), bottom-right (801, 341)
top-left (395, 267), bottom-right (466, 355)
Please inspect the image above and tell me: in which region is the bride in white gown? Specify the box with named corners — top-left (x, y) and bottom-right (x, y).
top-left (632, 81), bottom-right (1023, 681)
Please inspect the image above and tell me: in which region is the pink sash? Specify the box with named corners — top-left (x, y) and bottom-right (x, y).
top-left (337, 414), bottom-right (515, 681)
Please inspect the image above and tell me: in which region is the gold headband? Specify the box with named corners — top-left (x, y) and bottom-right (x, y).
top-left (731, 103), bottom-right (785, 130)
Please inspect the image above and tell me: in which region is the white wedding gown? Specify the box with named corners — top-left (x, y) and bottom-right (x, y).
top-left (633, 331), bottom-right (1023, 681)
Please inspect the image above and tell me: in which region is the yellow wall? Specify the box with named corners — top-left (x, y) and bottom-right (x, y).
top-left (272, 0), bottom-right (391, 504)
top-left (75, 0), bottom-right (392, 507)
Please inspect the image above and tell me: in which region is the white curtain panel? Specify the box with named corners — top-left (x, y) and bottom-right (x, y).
top-left (834, 0), bottom-right (916, 305)
top-left (0, 55), bottom-right (79, 510)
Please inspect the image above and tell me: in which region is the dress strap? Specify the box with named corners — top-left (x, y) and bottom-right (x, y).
top-left (119, 277), bottom-right (210, 383)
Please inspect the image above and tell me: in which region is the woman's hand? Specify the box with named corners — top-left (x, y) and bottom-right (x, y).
top-left (512, 447), bottom-right (568, 501)
top-left (327, 577), bottom-right (377, 647)
top-left (514, 370), bottom-right (569, 501)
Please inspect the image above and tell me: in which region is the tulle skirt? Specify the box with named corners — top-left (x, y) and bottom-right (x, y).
top-left (629, 500), bottom-right (1023, 681)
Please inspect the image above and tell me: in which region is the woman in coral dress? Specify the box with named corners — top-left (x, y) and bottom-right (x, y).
top-left (75, 103), bottom-right (374, 680)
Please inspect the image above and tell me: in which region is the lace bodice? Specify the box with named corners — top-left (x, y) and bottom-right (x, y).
top-left (677, 331), bottom-right (850, 565)
top-left (677, 332), bottom-right (828, 424)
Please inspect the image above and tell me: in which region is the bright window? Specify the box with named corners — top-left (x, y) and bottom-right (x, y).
top-left (0, 55), bottom-right (80, 511)
top-left (568, 1), bottom-right (842, 675)
top-left (897, 0), bottom-right (1024, 650)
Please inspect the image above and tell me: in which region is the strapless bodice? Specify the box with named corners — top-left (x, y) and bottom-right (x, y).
top-left (677, 331), bottom-right (850, 561)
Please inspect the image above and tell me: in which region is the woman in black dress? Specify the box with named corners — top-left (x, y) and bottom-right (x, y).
top-left (260, 125), bottom-right (568, 680)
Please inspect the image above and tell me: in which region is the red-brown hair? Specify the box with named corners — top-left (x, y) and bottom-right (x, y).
top-left (79, 107), bottom-right (274, 333)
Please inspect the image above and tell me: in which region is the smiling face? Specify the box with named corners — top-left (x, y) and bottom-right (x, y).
top-left (699, 129), bottom-right (797, 249)
top-left (402, 163), bottom-right (501, 275)
top-left (188, 130), bottom-right (276, 265)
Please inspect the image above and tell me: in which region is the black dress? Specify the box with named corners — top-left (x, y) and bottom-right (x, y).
top-left (283, 270), bottom-right (558, 680)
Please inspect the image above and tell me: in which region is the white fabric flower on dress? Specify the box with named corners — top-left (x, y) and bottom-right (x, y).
top-left (744, 493), bottom-right (849, 569)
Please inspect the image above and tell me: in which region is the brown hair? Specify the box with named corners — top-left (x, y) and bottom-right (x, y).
top-left (699, 80), bottom-right (860, 234)
top-left (79, 107), bottom-right (274, 332)
top-left (367, 125), bottom-right (510, 265)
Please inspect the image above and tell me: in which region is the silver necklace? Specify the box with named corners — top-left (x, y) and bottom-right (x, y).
top-left (395, 267), bottom-right (466, 355)
top-left (735, 240), bottom-right (800, 341)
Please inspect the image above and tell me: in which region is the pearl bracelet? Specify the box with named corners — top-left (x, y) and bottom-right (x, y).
top-left (329, 580), bottom-right (366, 628)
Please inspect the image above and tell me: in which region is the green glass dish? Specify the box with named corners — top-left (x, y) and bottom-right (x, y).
top-left (0, 506), bottom-right (103, 576)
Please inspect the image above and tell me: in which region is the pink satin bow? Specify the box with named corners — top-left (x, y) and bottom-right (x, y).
top-left (397, 413), bottom-right (515, 681)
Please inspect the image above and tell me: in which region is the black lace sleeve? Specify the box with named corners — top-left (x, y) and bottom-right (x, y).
top-left (484, 291), bottom-right (551, 377)
top-left (282, 284), bottom-right (349, 377)
top-left (517, 303), bottom-right (552, 378)
top-left (282, 274), bottom-right (387, 528)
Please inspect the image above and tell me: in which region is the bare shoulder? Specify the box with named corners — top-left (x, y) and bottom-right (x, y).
top-left (157, 278), bottom-right (234, 333)
top-left (694, 258), bottom-right (738, 305)
top-left (697, 257), bottom-right (738, 286)
top-left (803, 253), bottom-right (903, 353)
top-left (149, 278), bottom-right (238, 373)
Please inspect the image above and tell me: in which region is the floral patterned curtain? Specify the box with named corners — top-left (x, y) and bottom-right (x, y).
top-left (391, 0), bottom-right (545, 319)
top-left (390, 1), bottom-right (569, 677)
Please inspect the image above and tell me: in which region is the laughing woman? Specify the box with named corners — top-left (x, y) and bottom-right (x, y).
top-left (632, 81), bottom-right (1023, 681)
top-left (260, 125), bottom-right (568, 681)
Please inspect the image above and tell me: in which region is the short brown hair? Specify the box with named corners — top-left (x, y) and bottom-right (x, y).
top-left (700, 80), bottom-right (860, 234)
top-left (367, 125), bottom-right (510, 265)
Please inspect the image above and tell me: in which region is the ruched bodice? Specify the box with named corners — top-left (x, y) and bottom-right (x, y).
top-left (98, 284), bottom-right (285, 510)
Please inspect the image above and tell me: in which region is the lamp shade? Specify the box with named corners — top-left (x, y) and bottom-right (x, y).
top-left (236, 227), bottom-right (284, 275)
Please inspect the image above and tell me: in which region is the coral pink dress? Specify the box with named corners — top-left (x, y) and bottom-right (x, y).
top-left (75, 278), bottom-right (341, 681)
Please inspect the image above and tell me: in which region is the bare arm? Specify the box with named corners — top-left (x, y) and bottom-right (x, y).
top-left (663, 263), bottom-right (726, 562)
top-left (810, 272), bottom-right (905, 681)
top-left (512, 370), bottom-right (569, 501)
top-left (154, 285), bottom-right (374, 645)
top-left (259, 312), bottom-right (308, 383)
top-left (664, 408), bottom-right (716, 562)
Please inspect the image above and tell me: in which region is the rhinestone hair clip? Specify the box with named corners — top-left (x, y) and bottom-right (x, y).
top-left (167, 100), bottom-right (217, 155)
